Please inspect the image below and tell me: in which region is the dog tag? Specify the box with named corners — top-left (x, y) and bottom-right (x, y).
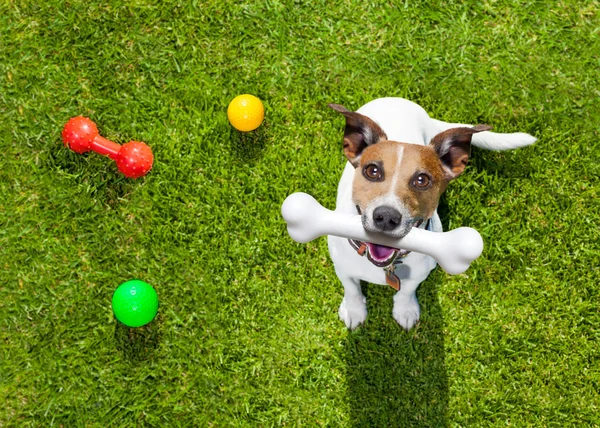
top-left (385, 266), bottom-right (401, 291)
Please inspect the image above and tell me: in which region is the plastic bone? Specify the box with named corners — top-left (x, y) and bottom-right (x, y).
top-left (281, 192), bottom-right (483, 275)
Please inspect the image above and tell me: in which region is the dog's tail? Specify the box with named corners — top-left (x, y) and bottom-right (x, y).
top-left (431, 119), bottom-right (536, 151)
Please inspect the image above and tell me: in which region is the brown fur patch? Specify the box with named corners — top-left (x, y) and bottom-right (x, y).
top-left (399, 145), bottom-right (448, 219)
top-left (352, 141), bottom-right (449, 220)
top-left (352, 141), bottom-right (400, 208)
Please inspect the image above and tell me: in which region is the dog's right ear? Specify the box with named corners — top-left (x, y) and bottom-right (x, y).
top-left (328, 104), bottom-right (387, 167)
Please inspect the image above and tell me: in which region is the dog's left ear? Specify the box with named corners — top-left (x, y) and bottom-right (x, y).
top-left (430, 125), bottom-right (492, 180)
top-left (328, 103), bottom-right (388, 167)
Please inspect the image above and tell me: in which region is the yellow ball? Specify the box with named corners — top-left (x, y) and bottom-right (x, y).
top-left (227, 94), bottom-right (265, 132)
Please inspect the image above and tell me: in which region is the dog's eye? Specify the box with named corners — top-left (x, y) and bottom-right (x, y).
top-left (413, 173), bottom-right (430, 189)
top-left (363, 164), bottom-right (383, 181)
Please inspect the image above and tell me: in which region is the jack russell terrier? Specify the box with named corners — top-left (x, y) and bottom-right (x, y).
top-left (327, 97), bottom-right (536, 330)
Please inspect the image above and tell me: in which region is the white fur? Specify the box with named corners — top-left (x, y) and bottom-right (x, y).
top-left (328, 97), bottom-right (536, 330)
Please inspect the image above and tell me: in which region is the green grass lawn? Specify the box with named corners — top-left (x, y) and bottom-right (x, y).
top-left (1, 0), bottom-right (599, 426)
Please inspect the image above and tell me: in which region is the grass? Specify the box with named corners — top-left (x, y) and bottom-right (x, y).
top-left (1, 0), bottom-right (599, 426)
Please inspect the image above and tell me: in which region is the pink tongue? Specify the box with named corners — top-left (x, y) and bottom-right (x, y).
top-left (367, 243), bottom-right (396, 261)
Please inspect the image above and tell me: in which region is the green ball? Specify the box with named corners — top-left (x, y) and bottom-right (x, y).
top-left (112, 280), bottom-right (159, 328)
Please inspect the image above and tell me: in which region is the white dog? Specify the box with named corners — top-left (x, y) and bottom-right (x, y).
top-left (327, 98), bottom-right (536, 330)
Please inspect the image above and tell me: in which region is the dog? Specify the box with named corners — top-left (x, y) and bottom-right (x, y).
top-left (326, 97), bottom-right (536, 330)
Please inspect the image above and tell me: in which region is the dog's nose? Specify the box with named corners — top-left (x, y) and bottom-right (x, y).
top-left (372, 206), bottom-right (402, 231)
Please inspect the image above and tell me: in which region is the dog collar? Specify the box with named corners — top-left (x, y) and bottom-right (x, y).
top-left (348, 219), bottom-right (431, 291)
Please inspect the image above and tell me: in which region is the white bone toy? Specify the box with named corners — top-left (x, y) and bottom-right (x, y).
top-left (281, 192), bottom-right (483, 275)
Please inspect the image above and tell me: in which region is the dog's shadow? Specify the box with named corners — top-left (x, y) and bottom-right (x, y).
top-left (344, 272), bottom-right (448, 427)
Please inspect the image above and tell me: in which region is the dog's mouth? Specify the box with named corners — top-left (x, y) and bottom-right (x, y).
top-left (365, 243), bottom-right (401, 267)
top-left (359, 218), bottom-right (424, 267)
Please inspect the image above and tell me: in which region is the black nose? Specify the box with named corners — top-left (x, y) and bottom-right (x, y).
top-left (372, 206), bottom-right (402, 231)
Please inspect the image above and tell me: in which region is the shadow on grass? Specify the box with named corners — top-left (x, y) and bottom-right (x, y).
top-left (46, 145), bottom-right (141, 206)
top-left (114, 315), bottom-right (162, 362)
top-left (469, 148), bottom-right (535, 179)
top-left (228, 121), bottom-right (269, 163)
top-left (344, 277), bottom-right (448, 427)
top-left (437, 194), bottom-right (451, 232)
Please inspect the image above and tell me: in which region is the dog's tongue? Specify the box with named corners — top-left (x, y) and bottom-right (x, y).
top-left (366, 243), bottom-right (396, 262)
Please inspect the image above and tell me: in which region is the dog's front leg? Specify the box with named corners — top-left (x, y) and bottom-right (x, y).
top-left (392, 278), bottom-right (423, 330)
top-left (337, 275), bottom-right (367, 330)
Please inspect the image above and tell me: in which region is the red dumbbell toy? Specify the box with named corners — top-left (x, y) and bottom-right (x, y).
top-left (62, 116), bottom-right (154, 178)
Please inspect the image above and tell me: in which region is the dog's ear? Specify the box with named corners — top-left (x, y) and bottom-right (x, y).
top-left (328, 103), bottom-right (387, 167)
top-left (430, 124), bottom-right (492, 180)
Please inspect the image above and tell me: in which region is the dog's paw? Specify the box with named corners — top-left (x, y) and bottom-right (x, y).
top-left (392, 293), bottom-right (420, 330)
top-left (338, 296), bottom-right (367, 330)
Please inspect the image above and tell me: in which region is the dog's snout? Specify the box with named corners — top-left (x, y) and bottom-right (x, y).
top-left (372, 206), bottom-right (402, 232)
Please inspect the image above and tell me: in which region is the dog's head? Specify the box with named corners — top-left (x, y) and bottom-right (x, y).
top-left (330, 103), bottom-right (490, 242)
